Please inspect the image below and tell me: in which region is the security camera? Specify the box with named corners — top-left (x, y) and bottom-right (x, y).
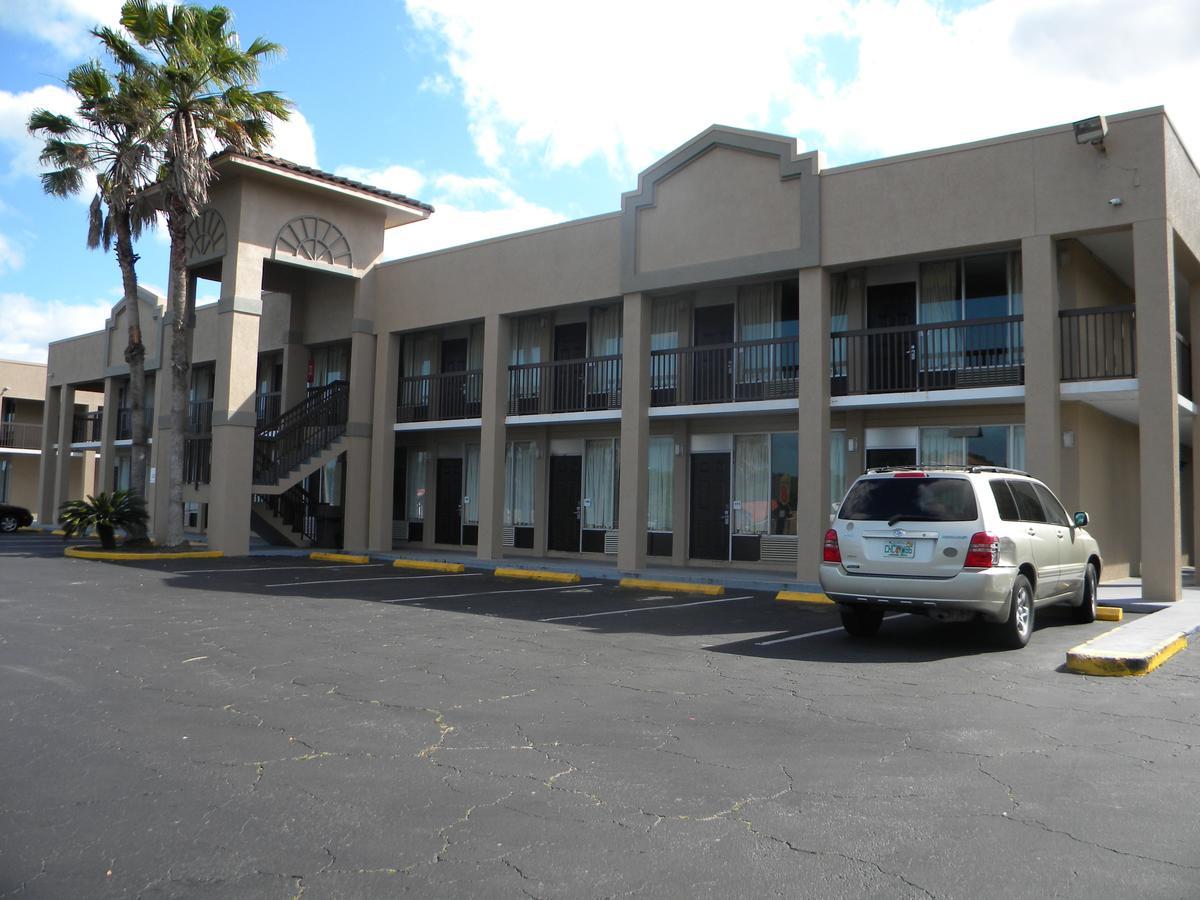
top-left (1108, 198), bottom-right (1123, 207)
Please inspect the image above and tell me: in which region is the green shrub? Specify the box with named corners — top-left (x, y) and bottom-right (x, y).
top-left (58, 490), bottom-right (149, 550)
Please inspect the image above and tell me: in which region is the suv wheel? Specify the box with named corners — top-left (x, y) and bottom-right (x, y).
top-left (1073, 563), bottom-right (1098, 624)
top-left (840, 605), bottom-right (884, 638)
top-left (0, 515), bottom-right (19, 533)
top-left (1001, 574), bottom-right (1034, 649)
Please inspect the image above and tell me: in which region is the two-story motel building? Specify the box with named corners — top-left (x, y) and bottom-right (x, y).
top-left (38, 107), bottom-right (1200, 602)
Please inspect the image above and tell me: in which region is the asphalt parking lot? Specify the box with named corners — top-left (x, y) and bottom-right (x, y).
top-left (2, 531), bottom-right (1199, 899)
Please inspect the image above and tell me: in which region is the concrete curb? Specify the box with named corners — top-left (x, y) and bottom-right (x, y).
top-left (65, 547), bottom-right (224, 561)
top-left (1067, 632), bottom-right (1188, 677)
top-left (310, 552), bottom-right (370, 565)
top-left (620, 577), bottom-right (723, 596)
top-left (776, 590), bottom-right (834, 605)
top-left (393, 559), bottom-right (465, 573)
top-left (1096, 606), bottom-right (1123, 622)
top-left (495, 568), bottom-right (582, 584)
top-left (1065, 594), bottom-right (1200, 676)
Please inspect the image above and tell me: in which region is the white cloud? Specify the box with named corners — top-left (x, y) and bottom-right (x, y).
top-left (264, 107), bottom-right (319, 168)
top-left (0, 84), bottom-right (79, 178)
top-left (0, 291), bottom-right (113, 363)
top-left (334, 163), bottom-right (426, 197)
top-left (407, 0), bottom-right (1200, 173)
top-left (0, 232), bottom-right (24, 273)
top-left (0, 0), bottom-right (123, 58)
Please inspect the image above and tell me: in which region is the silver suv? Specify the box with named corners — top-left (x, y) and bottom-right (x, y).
top-left (819, 466), bottom-right (1102, 648)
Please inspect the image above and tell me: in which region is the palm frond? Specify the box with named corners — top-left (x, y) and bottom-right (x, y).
top-left (41, 168), bottom-right (85, 198)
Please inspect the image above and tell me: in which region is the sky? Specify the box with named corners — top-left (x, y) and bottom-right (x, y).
top-left (1, 0), bottom-right (1199, 362)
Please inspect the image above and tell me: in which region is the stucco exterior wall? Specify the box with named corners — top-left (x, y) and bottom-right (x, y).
top-left (1058, 240), bottom-right (1134, 309)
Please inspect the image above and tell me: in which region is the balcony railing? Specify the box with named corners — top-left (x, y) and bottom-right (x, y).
top-left (115, 406), bottom-right (153, 440)
top-left (398, 371), bottom-right (483, 422)
top-left (508, 356), bottom-right (622, 415)
top-left (183, 398), bottom-right (214, 485)
top-left (831, 316), bottom-right (1024, 396)
top-left (72, 410), bottom-right (103, 443)
top-left (649, 337), bottom-right (799, 406)
top-left (0, 421), bottom-right (42, 451)
top-left (256, 391), bottom-right (282, 425)
top-left (1060, 305), bottom-right (1135, 382)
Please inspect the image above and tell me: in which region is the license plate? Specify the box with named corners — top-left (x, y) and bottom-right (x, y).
top-left (883, 539), bottom-right (915, 559)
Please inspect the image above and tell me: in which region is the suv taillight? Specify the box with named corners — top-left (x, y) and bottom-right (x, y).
top-left (964, 532), bottom-right (999, 568)
top-left (823, 529), bottom-right (841, 563)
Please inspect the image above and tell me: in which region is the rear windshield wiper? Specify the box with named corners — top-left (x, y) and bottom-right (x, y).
top-left (886, 515), bottom-right (941, 527)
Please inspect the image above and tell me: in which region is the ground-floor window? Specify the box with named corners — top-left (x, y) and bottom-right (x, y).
top-left (406, 448), bottom-right (428, 521)
top-left (919, 424), bottom-right (1025, 469)
top-left (504, 441), bottom-right (535, 526)
top-left (647, 436), bottom-right (673, 531)
top-left (0, 458), bottom-right (8, 502)
top-left (583, 438), bottom-right (619, 529)
top-left (732, 432), bottom-right (798, 537)
top-left (463, 444), bottom-right (480, 525)
top-left (830, 430), bottom-right (849, 504)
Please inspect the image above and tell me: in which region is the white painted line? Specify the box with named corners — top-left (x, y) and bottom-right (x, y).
top-left (754, 614), bottom-right (907, 646)
top-left (542, 595), bottom-right (751, 623)
top-left (267, 572), bottom-right (482, 588)
top-left (386, 583), bottom-right (604, 604)
top-left (179, 564), bottom-right (386, 575)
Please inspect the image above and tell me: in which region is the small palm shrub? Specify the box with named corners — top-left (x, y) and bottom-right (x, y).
top-left (59, 490), bottom-right (149, 550)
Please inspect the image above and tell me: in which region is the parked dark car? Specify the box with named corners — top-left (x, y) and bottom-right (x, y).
top-left (0, 502), bottom-right (34, 533)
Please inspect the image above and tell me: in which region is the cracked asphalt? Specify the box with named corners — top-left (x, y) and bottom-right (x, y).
top-left (1, 531), bottom-right (1198, 899)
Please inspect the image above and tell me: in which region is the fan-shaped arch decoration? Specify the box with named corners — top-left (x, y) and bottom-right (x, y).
top-left (273, 216), bottom-right (353, 268)
top-left (186, 209), bottom-right (227, 261)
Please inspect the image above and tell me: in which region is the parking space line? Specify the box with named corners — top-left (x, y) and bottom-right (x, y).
top-left (266, 573), bottom-right (482, 588)
top-left (179, 564), bottom-right (386, 574)
top-left (754, 614), bottom-right (906, 646)
top-left (542, 595), bottom-right (751, 622)
top-left (385, 583), bottom-right (604, 604)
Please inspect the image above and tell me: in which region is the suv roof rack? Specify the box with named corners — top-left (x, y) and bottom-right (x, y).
top-left (865, 464), bottom-right (1032, 477)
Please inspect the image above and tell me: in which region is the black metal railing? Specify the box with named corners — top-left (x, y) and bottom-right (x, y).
top-left (507, 356), bottom-right (622, 415)
top-left (183, 398), bottom-right (214, 485)
top-left (255, 483), bottom-right (318, 544)
top-left (397, 370), bottom-right (483, 422)
top-left (115, 406), bottom-right (153, 440)
top-left (649, 336), bottom-right (799, 406)
top-left (253, 380), bottom-right (349, 485)
top-left (830, 316), bottom-right (1024, 395)
top-left (71, 410), bottom-right (103, 443)
top-left (1059, 305), bottom-right (1135, 382)
top-left (0, 421), bottom-right (41, 450)
top-left (256, 391), bottom-right (282, 425)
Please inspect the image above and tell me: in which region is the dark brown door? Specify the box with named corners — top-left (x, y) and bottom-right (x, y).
top-left (439, 338), bottom-right (469, 418)
top-left (692, 305), bottom-right (734, 403)
top-left (690, 452), bottom-right (730, 560)
top-left (547, 455), bottom-right (582, 551)
top-left (435, 458), bottom-right (462, 545)
top-left (553, 323), bottom-right (588, 412)
top-left (866, 283), bottom-right (917, 392)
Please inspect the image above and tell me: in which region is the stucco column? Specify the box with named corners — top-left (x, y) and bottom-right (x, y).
top-left (1134, 218), bottom-right (1181, 601)
top-left (1191, 282), bottom-right (1200, 572)
top-left (52, 384), bottom-right (75, 519)
top-left (1021, 235), bottom-right (1061, 486)
top-left (99, 376), bottom-right (118, 492)
top-left (477, 314), bottom-right (511, 560)
top-left (149, 359), bottom-right (174, 541)
top-left (207, 246), bottom-right (265, 555)
top-left (797, 266), bottom-right (831, 584)
top-left (368, 332), bottom-right (401, 552)
top-left (617, 293), bottom-right (650, 572)
top-left (37, 383), bottom-right (62, 525)
top-left (341, 317), bottom-right (377, 551)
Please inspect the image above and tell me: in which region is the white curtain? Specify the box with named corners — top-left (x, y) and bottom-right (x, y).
top-left (406, 449), bottom-right (428, 520)
top-left (919, 428), bottom-right (965, 465)
top-left (1010, 252), bottom-right (1023, 316)
top-left (589, 306), bottom-right (622, 399)
top-left (733, 434), bottom-right (770, 534)
top-left (463, 444), bottom-right (480, 524)
top-left (829, 431), bottom-right (848, 505)
top-left (583, 439), bottom-right (616, 529)
top-left (647, 437), bottom-right (674, 531)
top-left (314, 343), bottom-right (350, 385)
top-left (920, 261), bottom-right (961, 371)
top-left (510, 316), bottom-right (542, 399)
top-left (1012, 425), bottom-right (1026, 471)
top-left (651, 297), bottom-right (683, 391)
top-left (466, 323), bottom-right (484, 403)
top-left (402, 333), bottom-right (436, 407)
top-left (830, 274), bottom-right (854, 380)
top-left (737, 284), bottom-right (775, 384)
top-left (505, 442), bottom-right (535, 526)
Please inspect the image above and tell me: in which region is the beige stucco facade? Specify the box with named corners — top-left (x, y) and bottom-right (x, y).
top-left (38, 107), bottom-right (1200, 601)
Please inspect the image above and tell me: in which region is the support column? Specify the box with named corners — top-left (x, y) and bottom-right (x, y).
top-left (36, 383), bottom-right (62, 524)
top-left (797, 266), bottom-right (831, 584)
top-left (99, 376), bottom-right (118, 492)
top-left (207, 246), bottom-right (265, 556)
top-left (342, 310), bottom-right (377, 551)
top-left (618, 293), bottom-right (650, 572)
top-left (1022, 235), bottom-right (1061, 486)
top-left (477, 314), bottom-right (511, 560)
top-left (52, 384), bottom-right (76, 520)
top-left (368, 332), bottom-right (401, 552)
top-left (1134, 219), bottom-right (1181, 601)
top-left (149, 357), bottom-right (174, 542)
top-left (1191, 281), bottom-right (1200, 572)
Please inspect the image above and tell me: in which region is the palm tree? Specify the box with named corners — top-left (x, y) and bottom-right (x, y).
top-left (29, 61), bottom-right (162, 542)
top-left (102, 1), bottom-right (290, 546)
top-left (59, 489), bottom-right (149, 550)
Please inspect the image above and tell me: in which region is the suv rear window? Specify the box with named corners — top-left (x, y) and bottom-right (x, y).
top-left (838, 477), bottom-right (979, 523)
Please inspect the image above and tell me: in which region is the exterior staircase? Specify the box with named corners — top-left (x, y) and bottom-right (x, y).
top-left (251, 483), bottom-right (318, 547)
top-left (251, 380), bottom-right (350, 495)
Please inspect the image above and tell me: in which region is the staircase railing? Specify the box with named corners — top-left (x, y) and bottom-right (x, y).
top-left (255, 482), bottom-right (318, 544)
top-left (253, 380), bottom-right (350, 484)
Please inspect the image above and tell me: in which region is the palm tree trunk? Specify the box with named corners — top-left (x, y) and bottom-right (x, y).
top-left (165, 197), bottom-right (192, 547)
top-left (113, 207), bottom-right (149, 544)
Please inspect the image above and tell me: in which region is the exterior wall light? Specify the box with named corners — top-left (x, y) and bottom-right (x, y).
top-left (1073, 115), bottom-right (1108, 149)
top-left (1062, 430), bottom-right (1075, 449)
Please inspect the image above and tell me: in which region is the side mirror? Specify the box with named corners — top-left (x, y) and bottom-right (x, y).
top-left (1073, 511), bottom-right (1089, 528)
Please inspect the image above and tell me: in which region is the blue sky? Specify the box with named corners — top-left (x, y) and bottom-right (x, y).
top-left (2, 0), bottom-right (1199, 361)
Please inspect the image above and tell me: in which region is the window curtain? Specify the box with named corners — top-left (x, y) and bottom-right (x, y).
top-left (406, 449), bottom-right (428, 520)
top-left (466, 323), bottom-right (484, 404)
top-left (583, 439), bottom-right (616, 529)
top-left (0, 458), bottom-right (9, 503)
top-left (505, 442), bottom-right (535, 526)
top-left (733, 434), bottom-right (770, 534)
top-left (737, 284), bottom-right (775, 384)
top-left (830, 275), bottom-right (850, 379)
top-left (588, 306), bottom-right (622, 400)
top-left (314, 343), bottom-right (350, 385)
top-left (402, 333), bottom-right (436, 407)
top-left (510, 316), bottom-right (542, 399)
top-left (650, 296), bottom-right (683, 392)
top-left (1012, 425), bottom-right (1026, 471)
top-left (463, 444), bottom-right (480, 524)
top-left (920, 261), bottom-right (961, 371)
top-left (830, 431), bottom-right (848, 505)
top-left (647, 436), bottom-right (674, 531)
top-left (919, 428), bottom-right (965, 465)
